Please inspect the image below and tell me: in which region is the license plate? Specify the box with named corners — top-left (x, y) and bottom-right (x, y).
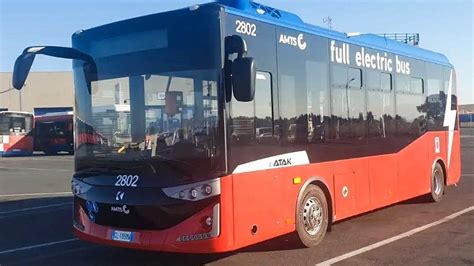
top-left (111, 230), bottom-right (134, 243)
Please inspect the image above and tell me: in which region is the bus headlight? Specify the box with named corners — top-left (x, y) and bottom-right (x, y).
top-left (203, 185), bottom-right (212, 195)
top-left (162, 178), bottom-right (221, 201)
top-left (72, 178), bottom-right (92, 196)
top-left (190, 188), bottom-right (198, 199)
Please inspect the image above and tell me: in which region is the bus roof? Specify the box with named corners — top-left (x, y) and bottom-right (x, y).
top-left (72, 0), bottom-right (452, 68)
top-left (216, 1), bottom-right (453, 67)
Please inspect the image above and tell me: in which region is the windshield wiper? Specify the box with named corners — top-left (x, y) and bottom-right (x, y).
top-left (76, 158), bottom-right (153, 175)
top-left (74, 167), bottom-right (124, 176)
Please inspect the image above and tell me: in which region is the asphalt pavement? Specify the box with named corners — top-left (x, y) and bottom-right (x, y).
top-left (0, 130), bottom-right (473, 266)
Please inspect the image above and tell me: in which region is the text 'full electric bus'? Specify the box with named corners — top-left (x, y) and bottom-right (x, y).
top-left (12, 0), bottom-right (460, 253)
top-left (0, 111), bottom-right (34, 157)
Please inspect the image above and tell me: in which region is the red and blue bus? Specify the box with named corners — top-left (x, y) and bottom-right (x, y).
top-left (12, 0), bottom-right (460, 253)
top-left (34, 111), bottom-right (74, 155)
top-left (0, 111), bottom-right (34, 157)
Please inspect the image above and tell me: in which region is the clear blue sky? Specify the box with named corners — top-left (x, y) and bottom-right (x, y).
top-left (0, 0), bottom-right (472, 103)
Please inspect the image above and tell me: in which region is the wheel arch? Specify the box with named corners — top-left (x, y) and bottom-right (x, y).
top-left (296, 177), bottom-right (334, 231)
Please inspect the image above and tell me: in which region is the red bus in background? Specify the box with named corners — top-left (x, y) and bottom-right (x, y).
top-left (0, 111), bottom-right (34, 157)
top-left (34, 112), bottom-right (74, 155)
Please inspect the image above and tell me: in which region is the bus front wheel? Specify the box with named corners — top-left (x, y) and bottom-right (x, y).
top-left (296, 184), bottom-right (328, 248)
top-left (430, 162), bottom-right (445, 202)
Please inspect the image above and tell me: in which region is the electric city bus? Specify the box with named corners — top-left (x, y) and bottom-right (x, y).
top-left (12, 0), bottom-right (460, 253)
top-left (0, 111), bottom-right (34, 157)
top-left (34, 112), bottom-right (74, 155)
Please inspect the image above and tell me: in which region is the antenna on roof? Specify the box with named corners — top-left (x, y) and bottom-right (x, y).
top-left (323, 16), bottom-right (333, 29)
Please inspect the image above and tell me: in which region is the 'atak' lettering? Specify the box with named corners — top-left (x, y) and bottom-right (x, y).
top-left (274, 158), bottom-right (292, 167)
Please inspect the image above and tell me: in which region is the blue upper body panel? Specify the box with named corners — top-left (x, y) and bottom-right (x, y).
top-left (215, 1), bottom-right (452, 67)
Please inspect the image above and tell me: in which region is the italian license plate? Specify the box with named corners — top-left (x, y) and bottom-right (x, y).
top-left (111, 230), bottom-right (134, 243)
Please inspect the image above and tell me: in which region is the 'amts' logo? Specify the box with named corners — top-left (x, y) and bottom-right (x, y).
top-left (279, 33), bottom-right (307, 50)
top-left (111, 205), bottom-right (130, 215)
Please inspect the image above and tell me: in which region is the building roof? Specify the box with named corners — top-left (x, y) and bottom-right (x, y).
top-left (459, 104), bottom-right (474, 114)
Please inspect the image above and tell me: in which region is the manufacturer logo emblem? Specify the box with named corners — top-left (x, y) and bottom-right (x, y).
top-left (116, 191), bottom-right (125, 201)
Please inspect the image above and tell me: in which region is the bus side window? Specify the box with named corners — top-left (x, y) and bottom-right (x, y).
top-left (306, 61), bottom-right (329, 143)
top-left (367, 72), bottom-right (395, 139)
top-left (425, 63), bottom-right (444, 130)
top-left (255, 72), bottom-right (274, 144)
top-left (330, 65), bottom-right (366, 141)
top-left (230, 71), bottom-right (274, 145)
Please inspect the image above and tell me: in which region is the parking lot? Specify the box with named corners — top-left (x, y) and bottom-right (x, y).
top-left (0, 130), bottom-right (473, 266)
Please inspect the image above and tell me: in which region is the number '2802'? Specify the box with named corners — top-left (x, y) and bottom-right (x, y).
top-left (115, 175), bottom-right (139, 187)
top-left (235, 20), bottom-right (257, 36)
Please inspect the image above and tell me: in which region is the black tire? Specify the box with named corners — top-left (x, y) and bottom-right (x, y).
top-left (296, 184), bottom-right (329, 248)
top-left (430, 162), bottom-right (445, 202)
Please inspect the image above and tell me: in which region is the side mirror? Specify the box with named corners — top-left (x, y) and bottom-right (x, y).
top-left (232, 57), bottom-right (256, 102)
top-left (12, 52), bottom-right (36, 90)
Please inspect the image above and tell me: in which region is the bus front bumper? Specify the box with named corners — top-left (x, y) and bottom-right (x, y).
top-left (73, 200), bottom-right (233, 253)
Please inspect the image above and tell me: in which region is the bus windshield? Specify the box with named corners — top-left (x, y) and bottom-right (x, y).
top-left (73, 7), bottom-right (224, 180)
top-left (0, 112), bottom-right (34, 135)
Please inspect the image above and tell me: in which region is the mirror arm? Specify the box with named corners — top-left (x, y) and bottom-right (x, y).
top-left (21, 46), bottom-right (94, 64)
top-left (13, 46), bottom-right (97, 93)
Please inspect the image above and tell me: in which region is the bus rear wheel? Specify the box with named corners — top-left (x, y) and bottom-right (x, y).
top-left (296, 184), bottom-right (328, 248)
top-left (430, 162), bottom-right (445, 202)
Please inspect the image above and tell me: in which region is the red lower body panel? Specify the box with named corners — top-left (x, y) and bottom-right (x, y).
top-left (74, 131), bottom-right (461, 253)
